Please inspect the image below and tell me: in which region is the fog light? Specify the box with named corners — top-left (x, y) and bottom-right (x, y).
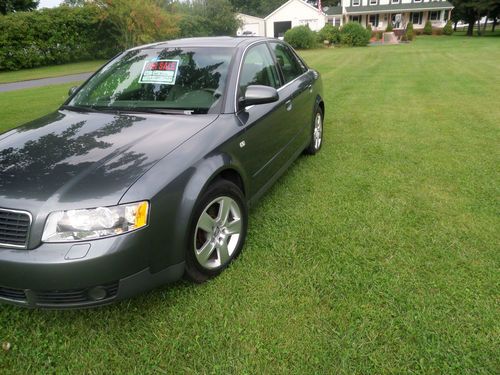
top-left (88, 286), bottom-right (107, 301)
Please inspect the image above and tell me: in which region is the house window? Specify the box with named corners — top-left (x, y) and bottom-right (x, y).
top-left (391, 0), bottom-right (400, 4)
top-left (414, 0), bottom-right (422, 2)
top-left (444, 10), bottom-right (450, 20)
top-left (369, 14), bottom-right (379, 27)
top-left (369, 0), bottom-right (378, 5)
top-left (352, 0), bottom-right (360, 6)
top-left (350, 15), bottom-right (361, 23)
top-left (330, 17), bottom-right (341, 26)
top-left (429, 11), bottom-right (441, 21)
top-left (411, 12), bottom-right (423, 24)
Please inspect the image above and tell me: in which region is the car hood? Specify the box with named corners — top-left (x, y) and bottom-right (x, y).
top-left (0, 110), bottom-right (218, 212)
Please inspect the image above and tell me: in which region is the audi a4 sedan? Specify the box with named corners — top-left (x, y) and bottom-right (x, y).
top-left (0, 37), bottom-right (324, 308)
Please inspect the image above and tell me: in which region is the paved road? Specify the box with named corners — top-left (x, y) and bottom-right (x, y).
top-left (0, 72), bottom-right (92, 93)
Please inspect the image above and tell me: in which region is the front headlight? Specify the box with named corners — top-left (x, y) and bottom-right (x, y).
top-left (42, 201), bottom-right (149, 243)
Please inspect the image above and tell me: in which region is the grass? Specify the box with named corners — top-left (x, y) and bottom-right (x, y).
top-left (0, 35), bottom-right (499, 374)
top-left (0, 60), bottom-right (106, 84)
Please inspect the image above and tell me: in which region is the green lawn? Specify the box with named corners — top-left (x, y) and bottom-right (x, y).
top-left (0, 36), bottom-right (499, 374)
top-left (0, 60), bottom-right (106, 84)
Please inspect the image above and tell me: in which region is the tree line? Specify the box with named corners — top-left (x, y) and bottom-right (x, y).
top-left (450, 0), bottom-right (500, 35)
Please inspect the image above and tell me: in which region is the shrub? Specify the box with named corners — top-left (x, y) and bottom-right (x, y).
top-left (339, 22), bottom-right (371, 47)
top-left (0, 6), bottom-right (119, 71)
top-left (423, 21), bottom-right (432, 35)
top-left (405, 22), bottom-right (414, 41)
top-left (443, 20), bottom-right (453, 35)
top-left (386, 22), bottom-right (394, 32)
top-left (317, 23), bottom-right (340, 45)
top-left (284, 25), bottom-right (317, 49)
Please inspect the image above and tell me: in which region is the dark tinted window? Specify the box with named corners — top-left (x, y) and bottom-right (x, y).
top-left (270, 43), bottom-right (306, 84)
top-left (239, 43), bottom-right (280, 94)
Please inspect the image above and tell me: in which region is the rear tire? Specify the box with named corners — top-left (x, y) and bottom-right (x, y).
top-left (185, 179), bottom-right (248, 283)
top-left (304, 107), bottom-right (323, 155)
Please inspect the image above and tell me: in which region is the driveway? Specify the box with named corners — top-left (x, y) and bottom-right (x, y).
top-left (0, 73), bottom-right (92, 92)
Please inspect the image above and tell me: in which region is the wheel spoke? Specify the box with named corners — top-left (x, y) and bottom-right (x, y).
top-left (217, 197), bottom-right (232, 225)
top-left (198, 211), bottom-right (215, 233)
top-left (225, 218), bottom-right (242, 235)
top-left (197, 240), bottom-right (216, 264)
top-left (217, 242), bottom-right (230, 264)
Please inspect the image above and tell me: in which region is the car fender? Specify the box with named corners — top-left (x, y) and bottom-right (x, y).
top-left (119, 119), bottom-right (249, 272)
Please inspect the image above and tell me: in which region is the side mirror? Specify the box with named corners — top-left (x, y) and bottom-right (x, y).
top-left (239, 85), bottom-right (279, 108)
top-left (68, 86), bottom-right (78, 97)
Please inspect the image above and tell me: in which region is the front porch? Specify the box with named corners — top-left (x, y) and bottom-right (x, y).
top-left (346, 9), bottom-right (451, 31)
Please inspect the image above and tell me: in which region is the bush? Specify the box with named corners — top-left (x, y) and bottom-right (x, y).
top-left (386, 22), bottom-right (394, 32)
top-left (405, 22), bottom-right (415, 41)
top-left (339, 22), bottom-right (371, 47)
top-left (443, 20), bottom-right (453, 35)
top-left (317, 24), bottom-right (340, 45)
top-left (284, 25), bottom-right (317, 49)
top-left (0, 6), bottom-right (119, 71)
top-left (423, 21), bottom-right (432, 35)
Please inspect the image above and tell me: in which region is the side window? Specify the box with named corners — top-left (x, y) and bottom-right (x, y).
top-left (270, 43), bottom-right (306, 84)
top-left (239, 44), bottom-right (280, 95)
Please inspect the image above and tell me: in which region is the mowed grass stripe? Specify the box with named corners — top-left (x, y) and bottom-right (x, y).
top-left (0, 35), bottom-right (499, 374)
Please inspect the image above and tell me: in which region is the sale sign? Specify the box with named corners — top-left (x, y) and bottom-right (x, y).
top-left (139, 59), bottom-right (180, 85)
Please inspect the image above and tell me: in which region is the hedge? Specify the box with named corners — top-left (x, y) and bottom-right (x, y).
top-left (284, 25), bottom-right (317, 49)
top-left (0, 6), bottom-right (119, 71)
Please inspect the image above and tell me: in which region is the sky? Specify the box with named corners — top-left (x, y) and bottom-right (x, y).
top-left (38, 0), bottom-right (64, 8)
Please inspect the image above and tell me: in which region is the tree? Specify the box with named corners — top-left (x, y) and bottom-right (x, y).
top-left (0, 0), bottom-right (39, 15)
top-left (449, 0), bottom-right (497, 36)
top-left (95, 0), bottom-right (179, 49)
top-left (163, 0), bottom-right (240, 37)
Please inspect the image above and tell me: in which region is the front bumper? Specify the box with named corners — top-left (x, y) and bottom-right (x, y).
top-left (0, 233), bottom-right (184, 308)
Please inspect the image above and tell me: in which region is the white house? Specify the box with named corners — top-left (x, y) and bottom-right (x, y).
top-left (237, 0), bottom-right (453, 36)
top-left (335, 0), bottom-right (454, 31)
top-left (236, 13), bottom-right (266, 36)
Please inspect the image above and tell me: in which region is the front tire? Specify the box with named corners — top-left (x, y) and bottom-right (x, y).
top-left (185, 179), bottom-right (248, 283)
top-left (304, 107), bottom-right (323, 155)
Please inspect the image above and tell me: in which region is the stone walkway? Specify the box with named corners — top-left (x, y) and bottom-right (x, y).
top-left (0, 73), bottom-right (92, 93)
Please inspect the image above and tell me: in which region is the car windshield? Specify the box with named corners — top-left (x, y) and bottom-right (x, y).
top-left (68, 47), bottom-right (234, 115)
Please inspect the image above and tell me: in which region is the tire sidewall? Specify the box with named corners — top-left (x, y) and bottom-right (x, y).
top-left (185, 179), bottom-right (248, 282)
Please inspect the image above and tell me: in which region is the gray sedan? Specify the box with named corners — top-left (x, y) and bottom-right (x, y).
top-left (0, 37), bottom-right (324, 308)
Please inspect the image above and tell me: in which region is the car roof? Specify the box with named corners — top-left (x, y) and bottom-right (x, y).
top-left (130, 36), bottom-right (274, 51)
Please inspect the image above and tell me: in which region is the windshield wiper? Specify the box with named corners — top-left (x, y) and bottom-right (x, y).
top-left (61, 105), bottom-right (120, 114)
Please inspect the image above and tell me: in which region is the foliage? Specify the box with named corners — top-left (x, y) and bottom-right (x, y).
top-left (449, 0), bottom-right (499, 36)
top-left (94, 0), bottom-right (179, 50)
top-left (317, 23), bottom-right (340, 44)
top-left (423, 20), bottom-right (433, 35)
top-left (164, 0), bottom-right (240, 37)
top-left (405, 22), bottom-right (415, 41)
top-left (0, 6), bottom-right (119, 71)
top-left (0, 0), bottom-right (38, 14)
top-left (443, 20), bottom-right (454, 35)
top-left (284, 25), bottom-right (317, 49)
top-left (386, 22), bottom-right (393, 32)
top-left (339, 22), bottom-right (371, 47)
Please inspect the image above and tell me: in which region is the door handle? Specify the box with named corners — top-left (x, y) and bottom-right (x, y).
top-left (285, 99), bottom-right (293, 111)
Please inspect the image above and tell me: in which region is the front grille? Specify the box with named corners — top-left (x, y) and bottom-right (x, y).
top-left (35, 283), bottom-right (119, 306)
top-left (0, 286), bottom-right (27, 301)
top-left (0, 208), bottom-right (31, 248)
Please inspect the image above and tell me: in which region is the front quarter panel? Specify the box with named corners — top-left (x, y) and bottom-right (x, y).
top-left (119, 114), bottom-right (249, 272)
